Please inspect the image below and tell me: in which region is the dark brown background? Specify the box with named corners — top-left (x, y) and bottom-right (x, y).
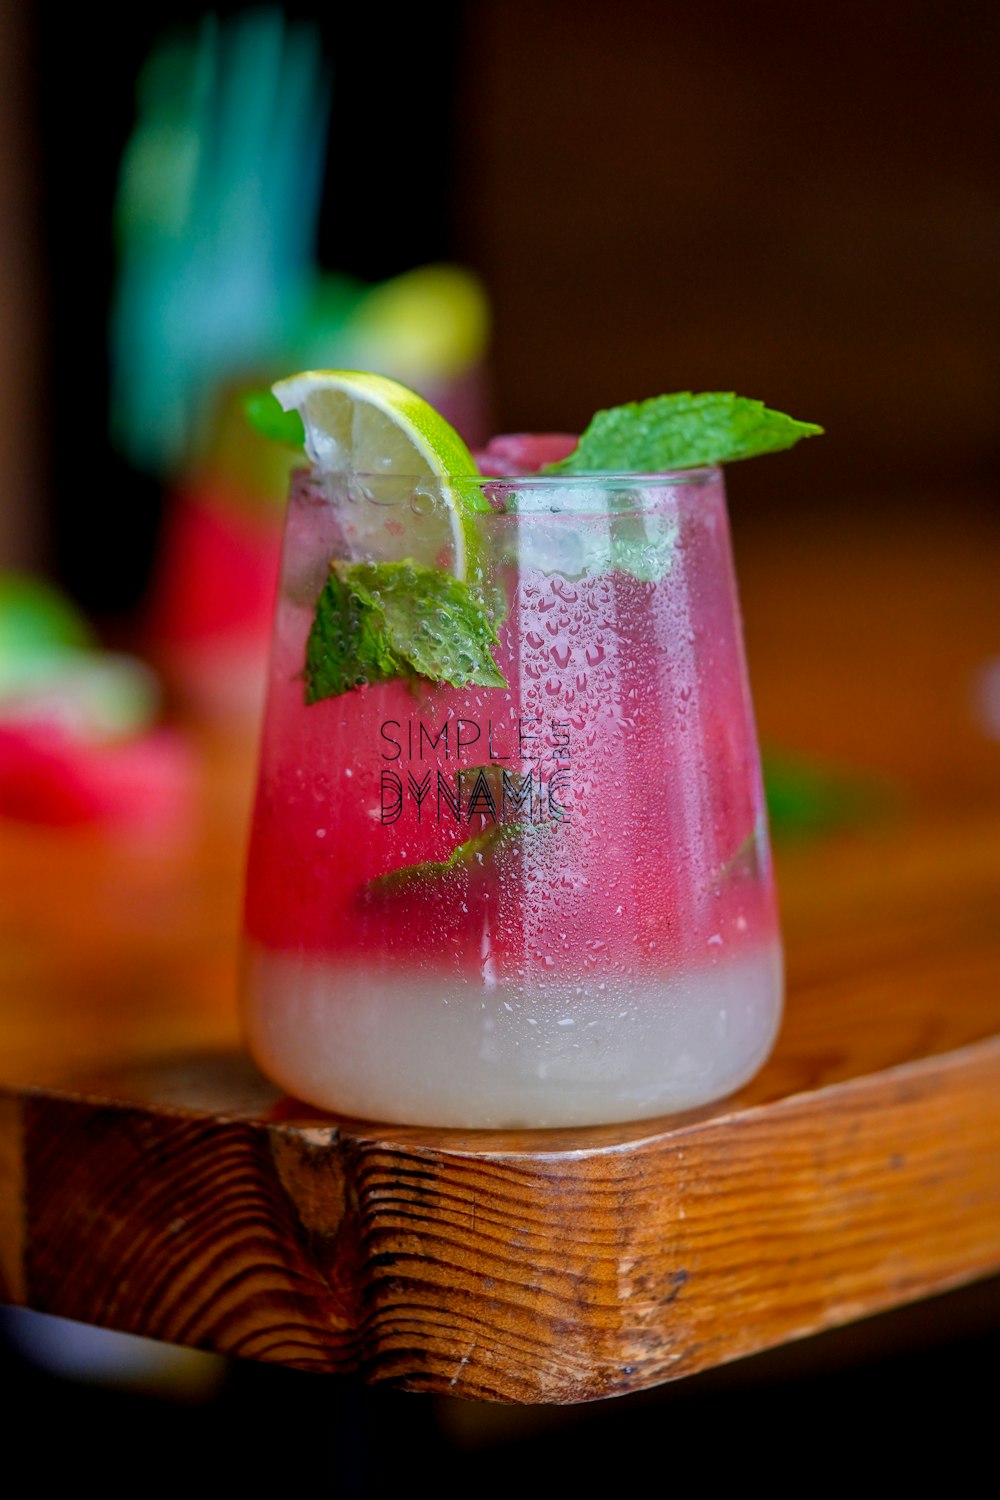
top-left (454, 0), bottom-right (999, 505)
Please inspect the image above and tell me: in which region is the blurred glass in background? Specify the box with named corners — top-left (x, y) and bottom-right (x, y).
top-left (110, 8), bottom-right (490, 718)
top-left (0, 2), bottom-right (489, 804)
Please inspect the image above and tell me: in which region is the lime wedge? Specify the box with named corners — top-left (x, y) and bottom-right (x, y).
top-left (271, 369), bottom-right (485, 580)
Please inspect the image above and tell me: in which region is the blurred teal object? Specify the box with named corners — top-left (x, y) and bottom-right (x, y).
top-left (109, 11), bottom-right (492, 484)
top-left (110, 8), bottom-right (330, 476)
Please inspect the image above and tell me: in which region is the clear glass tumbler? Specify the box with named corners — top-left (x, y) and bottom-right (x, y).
top-left (241, 462), bottom-right (783, 1127)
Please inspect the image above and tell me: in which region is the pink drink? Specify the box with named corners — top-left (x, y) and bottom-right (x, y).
top-left (241, 460), bottom-right (782, 1126)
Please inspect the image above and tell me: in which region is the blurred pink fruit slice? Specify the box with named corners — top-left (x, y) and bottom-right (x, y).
top-left (0, 725), bottom-right (197, 832)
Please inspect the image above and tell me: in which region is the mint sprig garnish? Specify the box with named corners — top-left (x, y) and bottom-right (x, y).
top-left (544, 392), bottom-right (822, 474)
top-left (305, 559), bottom-right (507, 704)
top-left (243, 389), bottom-right (306, 449)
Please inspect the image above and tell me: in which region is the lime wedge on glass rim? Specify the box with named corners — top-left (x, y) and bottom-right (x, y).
top-left (271, 370), bottom-right (487, 581)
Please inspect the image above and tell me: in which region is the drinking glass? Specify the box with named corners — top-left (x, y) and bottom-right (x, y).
top-left (241, 462), bottom-right (782, 1127)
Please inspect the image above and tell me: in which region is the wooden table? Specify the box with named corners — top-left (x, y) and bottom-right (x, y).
top-left (2, 506), bottom-right (998, 1404)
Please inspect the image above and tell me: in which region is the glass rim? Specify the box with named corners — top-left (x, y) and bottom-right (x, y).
top-left (306, 465), bottom-right (720, 486)
top-left (294, 465), bottom-right (724, 518)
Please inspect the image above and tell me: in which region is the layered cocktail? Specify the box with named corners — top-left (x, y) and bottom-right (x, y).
top-left (241, 376), bottom-right (819, 1127)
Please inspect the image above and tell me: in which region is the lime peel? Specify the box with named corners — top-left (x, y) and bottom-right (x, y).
top-left (272, 370), bottom-right (489, 585)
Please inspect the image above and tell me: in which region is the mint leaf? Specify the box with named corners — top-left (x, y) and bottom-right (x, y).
top-left (348, 561), bottom-right (507, 691)
top-left (304, 559), bottom-right (507, 704)
top-left (243, 389), bottom-right (305, 449)
top-left (714, 827), bottom-right (761, 886)
top-left (545, 392), bottom-right (822, 474)
top-left (304, 566), bottom-right (404, 703)
top-left (362, 821), bottom-right (528, 900)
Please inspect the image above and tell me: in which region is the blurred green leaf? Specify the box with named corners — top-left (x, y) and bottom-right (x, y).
top-left (763, 751), bottom-right (895, 839)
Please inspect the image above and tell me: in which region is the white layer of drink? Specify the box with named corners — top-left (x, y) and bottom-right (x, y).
top-left (243, 941), bottom-right (783, 1128)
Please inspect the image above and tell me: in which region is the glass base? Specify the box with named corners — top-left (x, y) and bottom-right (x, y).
top-left (242, 942), bottom-right (783, 1129)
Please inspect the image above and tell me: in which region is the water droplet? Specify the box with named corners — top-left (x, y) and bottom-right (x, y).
top-left (586, 643), bottom-right (605, 666)
top-left (551, 644), bottom-right (571, 669)
top-left (410, 488), bottom-right (436, 515)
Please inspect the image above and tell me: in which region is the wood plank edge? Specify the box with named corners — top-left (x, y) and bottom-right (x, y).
top-left (6, 1035), bottom-right (1000, 1402)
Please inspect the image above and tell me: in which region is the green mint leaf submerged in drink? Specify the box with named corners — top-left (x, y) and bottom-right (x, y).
top-left (305, 559), bottom-right (507, 705)
top-left (354, 562), bottom-right (507, 690)
top-left (545, 392), bottom-right (822, 474)
top-left (362, 821), bottom-right (530, 900)
top-left (305, 564), bottom-right (403, 701)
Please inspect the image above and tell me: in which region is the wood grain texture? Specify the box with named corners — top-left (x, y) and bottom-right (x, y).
top-left (8, 1035), bottom-right (1000, 1403)
top-left (1, 510), bottom-right (998, 1401)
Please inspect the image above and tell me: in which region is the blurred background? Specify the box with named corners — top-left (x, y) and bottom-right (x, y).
top-left (5, 0), bottom-right (998, 599)
top-left (1, 0), bottom-right (999, 1483)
